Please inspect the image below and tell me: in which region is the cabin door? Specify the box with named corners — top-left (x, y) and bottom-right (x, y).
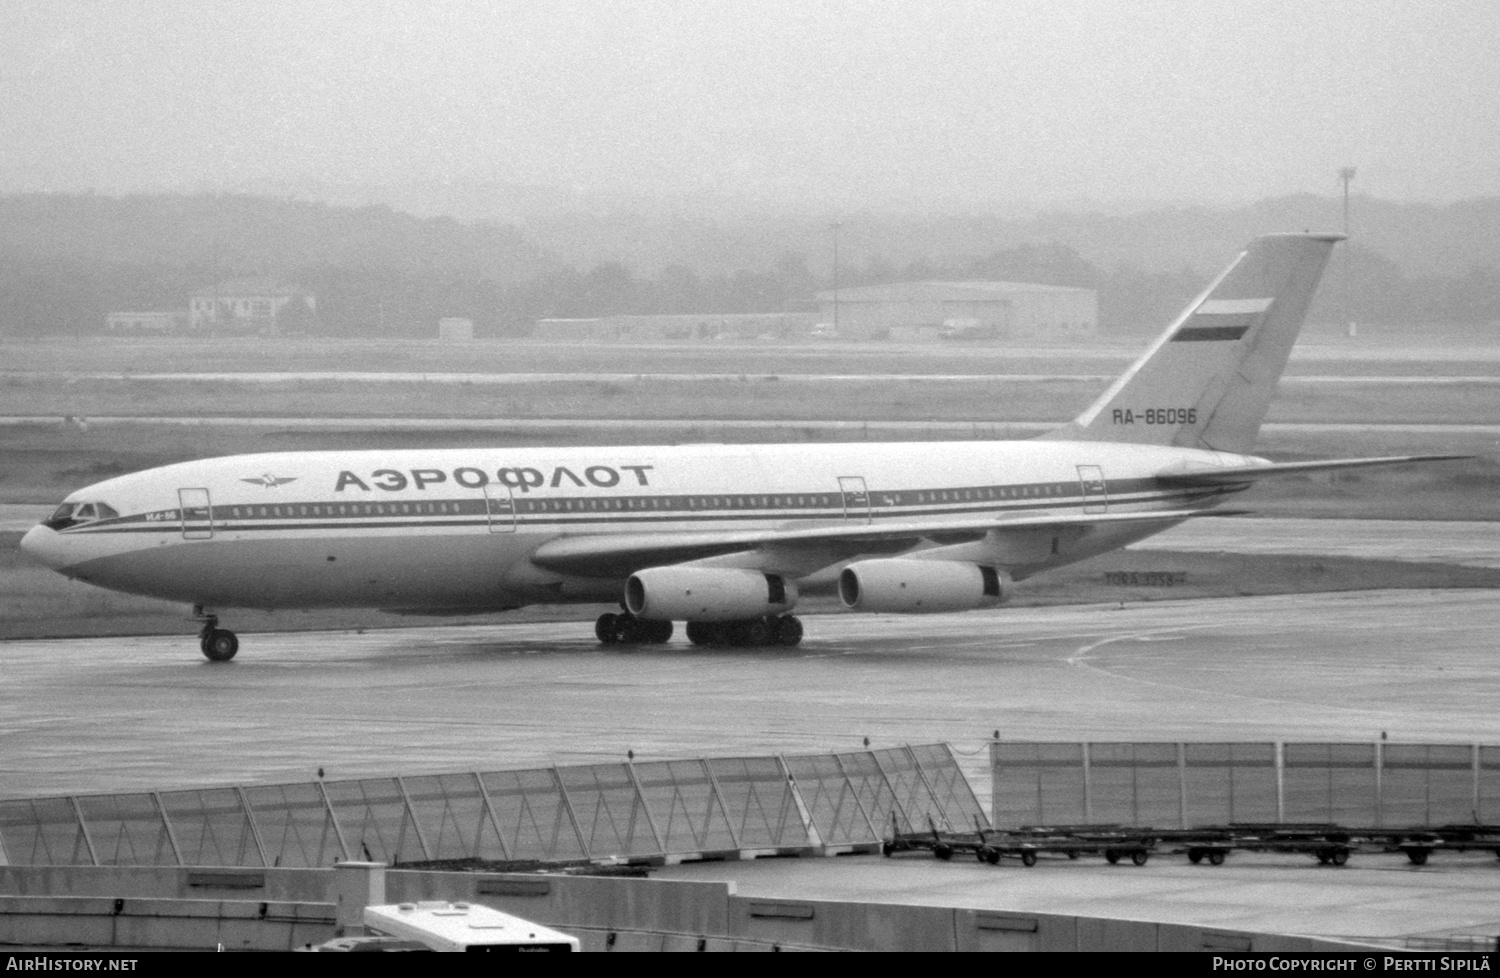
top-left (484, 483), bottom-right (517, 533)
top-left (1076, 465), bottom-right (1109, 514)
top-left (178, 487), bottom-right (214, 539)
top-left (838, 476), bottom-right (871, 523)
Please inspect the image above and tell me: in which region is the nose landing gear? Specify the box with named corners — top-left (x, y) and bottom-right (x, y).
top-left (194, 606), bottom-right (239, 662)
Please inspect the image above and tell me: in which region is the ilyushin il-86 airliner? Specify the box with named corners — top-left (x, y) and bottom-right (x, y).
top-left (21, 232), bottom-right (1463, 661)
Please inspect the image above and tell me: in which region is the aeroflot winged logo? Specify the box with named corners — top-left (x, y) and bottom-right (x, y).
top-left (241, 474), bottom-right (298, 489)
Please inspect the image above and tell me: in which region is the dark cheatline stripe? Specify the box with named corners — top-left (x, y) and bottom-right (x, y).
top-left (1171, 324), bottom-right (1251, 342)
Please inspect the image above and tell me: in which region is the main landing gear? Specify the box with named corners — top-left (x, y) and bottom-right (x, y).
top-left (194, 606), bottom-right (239, 663)
top-left (593, 612), bottom-right (804, 647)
top-left (685, 615), bottom-right (803, 648)
top-left (594, 612), bottom-right (673, 645)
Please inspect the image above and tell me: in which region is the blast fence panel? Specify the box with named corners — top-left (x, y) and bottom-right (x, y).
top-left (705, 756), bottom-right (810, 849)
top-left (630, 759), bottom-right (739, 854)
top-left (478, 768), bottom-right (587, 862)
top-left (1482, 746), bottom-right (1500, 825)
top-left (74, 793), bottom-right (178, 867)
top-left (1087, 743), bottom-right (1182, 829)
top-left (990, 742), bottom-right (1086, 827)
top-left (782, 753), bottom-right (879, 845)
top-left (157, 788), bottom-right (263, 868)
top-left (555, 763), bottom-right (661, 860)
top-left (242, 782), bottom-right (345, 868)
top-left (399, 773), bottom-right (506, 862)
top-left (871, 747), bottom-right (946, 832)
top-left (909, 743), bottom-right (989, 831)
top-left (1182, 743), bottom-right (1278, 827)
top-left (322, 778), bottom-right (428, 864)
top-left (0, 797), bottom-right (92, 866)
top-left (1381, 744), bottom-right (1478, 827)
top-left (834, 751), bottom-right (906, 835)
top-left (1283, 743), bottom-right (1378, 825)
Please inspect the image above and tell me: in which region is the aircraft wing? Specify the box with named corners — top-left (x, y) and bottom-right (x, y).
top-left (528, 508), bottom-right (1235, 578)
top-left (1156, 454), bottom-right (1470, 486)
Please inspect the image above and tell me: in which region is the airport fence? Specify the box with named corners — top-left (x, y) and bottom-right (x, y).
top-left (990, 741), bottom-right (1500, 829)
top-left (0, 744), bottom-right (983, 869)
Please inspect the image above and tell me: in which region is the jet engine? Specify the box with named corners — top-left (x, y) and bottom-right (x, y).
top-left (625, 567), bottom-right (798, 621)
top-left (838, 559), bottom-right (1009, 614)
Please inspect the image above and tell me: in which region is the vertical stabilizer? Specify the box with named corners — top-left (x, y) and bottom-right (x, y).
top-left (1043, 232), bottom-right (1343, 453)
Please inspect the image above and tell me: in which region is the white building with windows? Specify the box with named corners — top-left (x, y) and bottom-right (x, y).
top-left (188, 278), bottom-right (316, 334)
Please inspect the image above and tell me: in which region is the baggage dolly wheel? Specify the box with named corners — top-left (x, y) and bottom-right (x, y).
top-left (1130, 850), bottom-right (1149, 867)
top-left (1207, 849), bottom-right (1226, 866)
top-left (1020, 849), bottom-right (1037, 867)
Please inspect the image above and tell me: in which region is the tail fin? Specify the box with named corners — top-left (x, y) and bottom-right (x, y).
top-left (1043, 232), bottom-right (1343, 453)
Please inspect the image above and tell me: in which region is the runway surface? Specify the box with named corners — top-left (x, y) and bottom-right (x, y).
top-left (4, 589), bottom-right (1499, 801)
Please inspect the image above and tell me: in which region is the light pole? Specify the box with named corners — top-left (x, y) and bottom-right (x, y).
top-left (830, 221), bottom-right (842, 336)
top-left (1338, 167), bottom-right (1357, 337)
top-left (1338, 167), bottom-right (1356, 235)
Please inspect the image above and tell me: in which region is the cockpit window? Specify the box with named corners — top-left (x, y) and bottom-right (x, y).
top-left (42, 501), bottom-right (119, 531)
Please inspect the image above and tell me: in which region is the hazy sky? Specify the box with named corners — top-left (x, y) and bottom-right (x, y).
top-left (3, 0), bottom-right (1498, 209)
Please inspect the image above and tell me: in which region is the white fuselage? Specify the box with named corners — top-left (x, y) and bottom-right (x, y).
top-left (21, 439), bottom-right (1248, 614)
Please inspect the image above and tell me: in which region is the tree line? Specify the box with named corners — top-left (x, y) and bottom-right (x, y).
top-left (0, 193), bottom-right (1495, 338)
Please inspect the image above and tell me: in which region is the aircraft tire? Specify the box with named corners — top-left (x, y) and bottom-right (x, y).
top-left (774, 615), bottom-right (804, 646)
top-left (744, 618), bottom-right (772, 646)
top-left (611, 615), bottom-right (640, 644)
top-left (595, 613), bottom-right (619, 644)
top-left (202, 629), bottom-right (239, 662)
top-left (647, 619), bottom-right (673, 643)
top-left (685, 621), bottom-right (711, 646)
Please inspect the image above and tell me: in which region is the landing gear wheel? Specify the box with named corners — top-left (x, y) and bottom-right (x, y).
top-left (744, 618), bottom-right (772, 646)
top-left (685, 621), bottom-right (711, 646)
top-left (611, 614), bottom-right (640, 644)
top-left (773, 615), bottom-right (804, 647)
top-left (596, 613), bottom-right (619, 644)
top-left (201, 629), bottom-right (239, 662)
top-left (647, 619), bottom-right (674, 643)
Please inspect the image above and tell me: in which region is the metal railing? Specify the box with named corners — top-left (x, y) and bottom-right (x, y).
top-left (0, 744), bottom-right (984, 868)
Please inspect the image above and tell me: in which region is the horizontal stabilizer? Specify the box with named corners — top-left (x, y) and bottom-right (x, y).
top-left (1156, 454), bottom-right (1471, 486)
top-left (530, 508), bottom-right (1237, 577)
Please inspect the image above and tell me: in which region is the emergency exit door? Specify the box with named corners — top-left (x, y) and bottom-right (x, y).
top-left (484, 483), bottom-right (517, 533)
top-left (1076, 465), bottom-right (1108, 514)
top-left (178, 487), bottom-right (213, 539)
top-left (838, 476), bottom-right (870, 523)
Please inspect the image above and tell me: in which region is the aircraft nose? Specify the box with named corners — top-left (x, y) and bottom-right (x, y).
top-left (20, 524), bottom-right (70, 571)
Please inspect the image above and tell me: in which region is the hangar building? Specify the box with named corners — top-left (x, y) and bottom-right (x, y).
top-left (534, 312), bottom-right (815, 342)
top-left (815, 281), bottom-right (1097, 341)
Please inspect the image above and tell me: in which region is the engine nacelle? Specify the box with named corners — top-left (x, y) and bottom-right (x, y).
top-left (838, 559), bottom-right (1009, 614)
top-left (625, 567), bottom-right (798, 622)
